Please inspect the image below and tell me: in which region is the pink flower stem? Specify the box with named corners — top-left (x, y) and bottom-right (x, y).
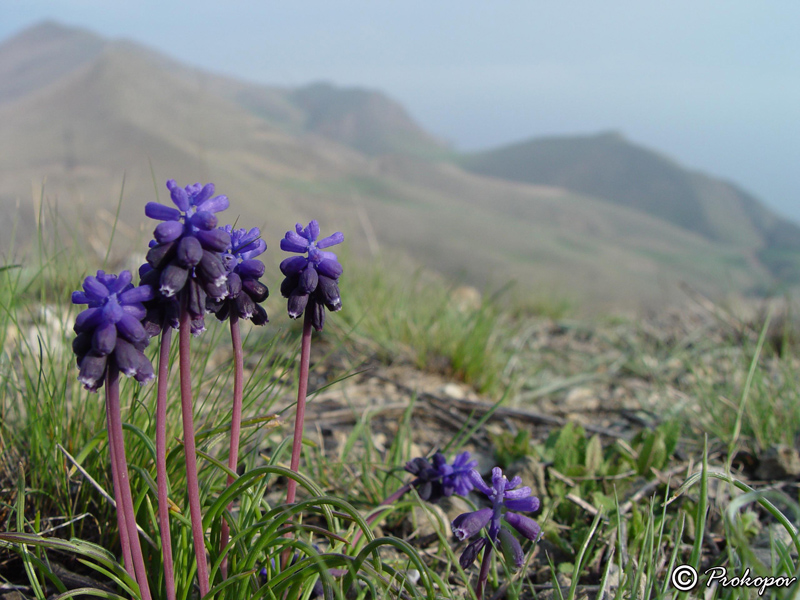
top-left (285, 309), bottom-right (313, 505)
top-left (179, 308), bottom-right (210, 597)
top-left (156, 325), bottom-right (176, 600)
top-left (106, 361), bottom-right (153, 600)
top-left (219, 313), bottom-right (243, 579)
top-left (476, 544), bottom-right (493, 600)
top-left (106, 399), bottom-right (133, 576)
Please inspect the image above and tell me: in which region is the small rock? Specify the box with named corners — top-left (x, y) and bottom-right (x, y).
top-left (442, 383), bottom-right (466, 400)
top-left (755, 445), bottom-right (800, 480)
top-left (401, 569), bottom-right (420, 585)
top-left (411, 504), bottom-right (451, 538)
top-left (372, 432), bottom-right (388, 452)
top-left (452, 285), bottom-right (482, 313)
top-left (564, 387), bottom-right (599, 412)
top-left (408, 443), bottom-right (424, 462)
top-left (753, 522), bottom-right (798, 557)
top-left (604, 563), bottom-right (622, 595)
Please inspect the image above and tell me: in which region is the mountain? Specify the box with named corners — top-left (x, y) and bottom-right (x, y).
top-left (0, 20), bottom-right (108, 104)
top-left (461, 132), bottom-right (800, 282)
top-left (288, 82), bottom-right (449, 157)
top-left (0, 21), bottom-right (793, 311)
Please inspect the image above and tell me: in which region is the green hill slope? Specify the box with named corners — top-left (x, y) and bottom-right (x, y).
top-left (0, 22), bottom-right (791, 311)
top-left (462, 132), bottom-right (800, 282)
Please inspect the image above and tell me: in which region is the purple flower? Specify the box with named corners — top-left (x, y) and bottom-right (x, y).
top-left (142, 181), bottom-right (234, 334)
top-left (207, 226), bottom-right (269, 325)
top-left (279, 220), bottom-right (343, 331)
top-left (72, 270), bottom-right (155, 391)
top-left (439, 451), bottom-right (479, 497)
top-left (404, 451), bottom-right (478, 503)
top-left (452, 467), bottom-right (541, 570)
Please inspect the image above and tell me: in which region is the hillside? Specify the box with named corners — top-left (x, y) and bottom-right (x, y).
top-left (0, 21), bottom-right (792, 311)
top-left (462, 132), bottom-right (800, 282)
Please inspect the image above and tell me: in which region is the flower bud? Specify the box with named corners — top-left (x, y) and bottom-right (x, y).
top-left (197, 251), bottom-right (227, 287)
top-left (92, 322), bottom-right (117, 356)
top-left (78, 352), bottom-right (107, 392)
top-left (238, 259), bottom-right (265, 279)
top-left (242, 278), bottom-right (268, 302)
top-left (195, 228), bottom-right (231, 252)
top-left (288, 291), bottom-right (309, 319)
top-left (299, 265), bottom-right (319, 294)
top-left (146, 240), bottom-right (177, 269)
top-left (176, 236), bottom-right (203, 268)
top-left (189, 211), bottom-right (218, 231)
top-left (498, 528), bottom-right (524, 569)
top-left (160, 264), bottom-right (189, 297)
top-left (504, 512), bottom-right (541, 541)
top-left (317, 276), bottom-right (341, 311)
top-left (452, 508), bottom-right (493, 541)
top-left (459, 537), bottom-right (487, 570)
top-left (154, 220), bottom-right (184, 244)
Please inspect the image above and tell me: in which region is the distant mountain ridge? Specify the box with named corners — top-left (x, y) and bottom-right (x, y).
top-left (0, 20), bottom-right (796, 310)
top-left (0, 20), bottom-right (107, 104)
top-left (0, 21), bottom-right (446, 159)
top-left (462, 132), bottom-right (800, 282)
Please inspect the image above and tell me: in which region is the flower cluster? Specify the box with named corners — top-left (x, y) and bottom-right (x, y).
top-left (404, 451), bottom-right (477, 502)
top-left (280, 220), bottom-right (343, 331)
top-left (72, 270), bottom-right (155, 391)
top-left (208, 225), bottom-right (269, 325)
top-left (140, 180), bottom-right (232, 335)
top-left (452, 467), bottom-right (541, 570)
top-left (69, 179), bottom-right (348, 598)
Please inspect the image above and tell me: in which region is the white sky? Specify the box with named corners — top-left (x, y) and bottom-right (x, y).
top-left (2, 1), bottom-right (799, 222)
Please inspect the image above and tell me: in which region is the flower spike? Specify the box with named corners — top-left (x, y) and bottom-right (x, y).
top-left (280, 219), bottom-right (343, 331)
top-left (72, 270), bottom-right (154, 391)
top-left (451, 466), bottom-right (542, 598)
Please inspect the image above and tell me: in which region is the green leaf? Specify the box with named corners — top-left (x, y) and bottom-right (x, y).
top-left (585, 434), bottom-right (603, 474)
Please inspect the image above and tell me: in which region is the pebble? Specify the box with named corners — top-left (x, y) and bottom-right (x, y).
top-left (442, 383), bottom-right (466, 399)
top-left (564, 386), bottom-right (599, 412)
top-left (411, 504), bottom-right (451, 538)
top-left (755, 444), bottom-right (800, 480)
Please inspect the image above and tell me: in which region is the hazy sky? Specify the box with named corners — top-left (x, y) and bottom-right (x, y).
top-left (3, 1), bottom-right (799, 222)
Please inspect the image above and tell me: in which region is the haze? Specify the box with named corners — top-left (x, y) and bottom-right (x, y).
top-left (2, 1), bottom-right (798, 222)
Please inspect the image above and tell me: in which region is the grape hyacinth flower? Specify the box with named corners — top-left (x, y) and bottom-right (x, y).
top-left (279, 220), bottom-right (343, 332)
top-left (72, 270), bottom-right (154, 390)
top-left (452, 467), bottom-right (541, 600)
top-left (139, 252), bottom-right (181, 337)
top-left (280, 220), bottom-right (344, 508)
top-left (71, 271), bottom-right (154, 600)
top-left (208, 225), bottom-right (269, 325)
top-left (142, 180), bottom-right (232, 335)
top-left (142, 179), bottom-right (234, 597)
top-left (404, 451), bottom-right (478, 503)
top-left (353, 451), bottom-right (478, 546)
top-left (207, 225), bottom-right (269, 577)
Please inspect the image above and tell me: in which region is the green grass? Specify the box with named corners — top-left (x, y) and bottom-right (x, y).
top-left (332, 254), bottom-right (518, 395)
top-left (2, 209), bottom-right (800, 599)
